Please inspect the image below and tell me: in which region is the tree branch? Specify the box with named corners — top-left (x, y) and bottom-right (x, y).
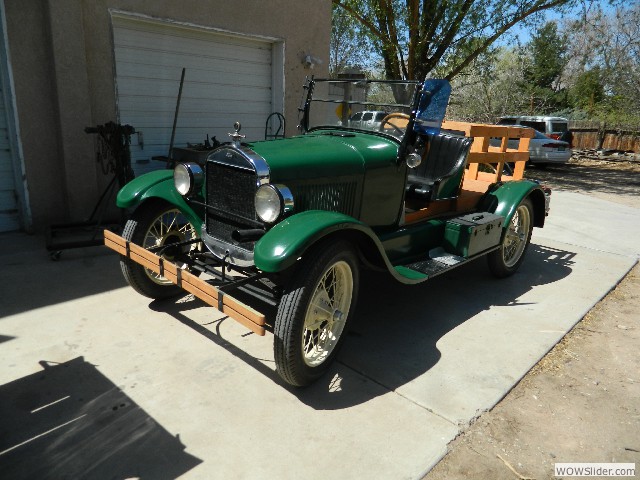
top-left (445, 0), bottom-right (569, 80)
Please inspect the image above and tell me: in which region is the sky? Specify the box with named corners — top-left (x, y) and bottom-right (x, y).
top-left (504, 0), bottom-right (620, 45)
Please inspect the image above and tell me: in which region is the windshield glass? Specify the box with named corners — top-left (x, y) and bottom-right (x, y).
top-left (306, 79), bottom-right (421, 139)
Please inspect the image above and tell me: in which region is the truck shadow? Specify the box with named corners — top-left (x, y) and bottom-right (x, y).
top-left (0, 357), bottom-right (202, 479)
top-left (296, 242), bottom-right (575, 409)
top-left (149, 243), bottom-right (575, 410)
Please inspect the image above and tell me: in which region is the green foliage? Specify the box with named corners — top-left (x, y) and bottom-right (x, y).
top-left (569, 68), bottom-right (605, 113)
top-left (447, 47), bottom-right (530, 122)
top-left (524, 22), bottom-right (567, 90)
top-left (330, 4), bottom-right (375, 76)
top-left (563, 3), bottom-right (640, 125)
top-left (332, 0), bottom-right (574, 81)
top-left (332, 0), bottom-right (639, 128)
top-left (519, 21), bottom-right (569, 114)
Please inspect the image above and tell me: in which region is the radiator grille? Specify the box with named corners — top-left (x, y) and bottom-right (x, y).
top-left (205, 162), bottom-right (258, 244)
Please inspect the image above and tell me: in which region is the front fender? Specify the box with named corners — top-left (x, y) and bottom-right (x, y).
top-left (254, 210), bottom-right (379, 273)
top-left (478, 180), bottom-right (546, 228)
top-left (116, 170), bottom-right (203, 229)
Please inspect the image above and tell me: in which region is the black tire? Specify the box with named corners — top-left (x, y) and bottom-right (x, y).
top-left (487, 197), bottom-right (534, 278)
top-left (274, 241), bottom-right (360, 387)
top-left (120, 199), bottom-right (197, 299)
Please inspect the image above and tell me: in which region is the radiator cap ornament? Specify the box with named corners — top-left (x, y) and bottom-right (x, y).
top-left (229, 121), bottom-right (246, 147)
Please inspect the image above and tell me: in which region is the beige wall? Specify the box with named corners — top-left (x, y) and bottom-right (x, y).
top-left (4, 0), bottom-right (330, 231)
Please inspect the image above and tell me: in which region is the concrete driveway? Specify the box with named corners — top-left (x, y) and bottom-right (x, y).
top-left (1, 190), bottom-right (638, 479)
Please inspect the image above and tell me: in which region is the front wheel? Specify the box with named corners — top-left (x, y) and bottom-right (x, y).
top-left (487, 197), bottom-right (534, 278)
top-left (274, 241), bottom-right (360, 387)
top-left (120, 199), bottom-right (198, 299)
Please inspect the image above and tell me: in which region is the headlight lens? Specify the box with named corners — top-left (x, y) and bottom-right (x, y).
top-left (255, 185), bottom-right (283, 223)
top-left (173, 163), bottom-right (203, 196)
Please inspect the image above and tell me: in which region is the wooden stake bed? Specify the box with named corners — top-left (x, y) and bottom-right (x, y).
top-left (404, 122), bottom-right (535, 224)
top-left (104, 230), bottom-right (267, 336)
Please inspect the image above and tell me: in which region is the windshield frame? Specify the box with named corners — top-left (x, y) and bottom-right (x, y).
top-left (300, 77), bottom-right (423, 140)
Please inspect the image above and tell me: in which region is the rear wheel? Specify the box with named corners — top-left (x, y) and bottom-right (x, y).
top-left (487, 197), bottom-right (534, 278)
top-left (120, 200), bottom-right (197, 299)
top-left (274, 241), bottom-right (359, 387)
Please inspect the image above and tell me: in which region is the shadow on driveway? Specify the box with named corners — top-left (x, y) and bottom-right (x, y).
top-left (148, 243), bottom-right (575, 410)
top-left (0, 357), bottom-right (201, 480)
top-left (0, 232), bottom-right (126, 318)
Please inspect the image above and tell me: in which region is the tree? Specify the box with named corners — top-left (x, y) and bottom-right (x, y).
top-left (521, 21), bottom-right (569, 113)
top-left (332, 0), bottom-right (574, 81)
top-left (447, 47), bottom-right (530, 122)
top-left (563, 3), bottom-right (640, 123)
top-left (569, 67), bottom-right (605, 114)
top-left (330, 4), bottom-right (374, 76)
top-left (566, 2), bottom-right (640, 124)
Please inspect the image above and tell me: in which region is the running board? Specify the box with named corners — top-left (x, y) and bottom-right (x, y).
top-left (394, 246), bottom-right (500, 281)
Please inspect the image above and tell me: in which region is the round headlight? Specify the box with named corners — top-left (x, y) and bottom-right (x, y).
top-left (255, 185), bottom-right (282, 224)
top-left (173, 163), bottom-right (203, 197)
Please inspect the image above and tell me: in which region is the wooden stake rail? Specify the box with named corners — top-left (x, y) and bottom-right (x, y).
top-left (442, 121), bottom-right (533, 182)
top-left (404, 121), bottom-right (534, 224)
top-left (104, 230), bottom-right (267, 336)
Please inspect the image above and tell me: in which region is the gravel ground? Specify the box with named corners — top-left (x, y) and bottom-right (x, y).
top-left (423, 156), bottom-right (640, 480)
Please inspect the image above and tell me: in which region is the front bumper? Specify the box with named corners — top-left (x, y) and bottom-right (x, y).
top-left (104, 230), bottom-right (267, 336)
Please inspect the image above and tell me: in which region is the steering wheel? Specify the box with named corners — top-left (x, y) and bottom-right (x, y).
top-left (379, 113), bottom-right (410, 135)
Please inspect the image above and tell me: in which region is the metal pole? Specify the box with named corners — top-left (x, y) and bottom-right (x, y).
top-left (168, 68), bottom-right (186, 165)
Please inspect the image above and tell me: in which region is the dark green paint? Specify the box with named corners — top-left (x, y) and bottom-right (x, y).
top-left (250, 131), bottom-right (404, 228)
top-left (379, 219), bottom-right (447, 264)
top-left (253, 210), bottom-right (433, 284)
top-left (116, 170), bottom-right (203, 229)
top-left (249, 132), bottom-right (398, 182)
top-left (479, 180), bottom-right (546, 227)
top-left (254, 210), bottom-right (367, 272)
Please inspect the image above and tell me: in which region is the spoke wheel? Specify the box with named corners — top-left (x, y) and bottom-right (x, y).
top-left (274, 241), bottom-right (359, 387)
top-left (120, 199), bottom-right (198, 299)
top-left (302, 260), bottom-right (353, 367)
top-left (488, 197), bottom-right (534, 278)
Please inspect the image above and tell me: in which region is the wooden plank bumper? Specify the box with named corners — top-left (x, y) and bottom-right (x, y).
top-left (104, 230), bottom-right (267, 336)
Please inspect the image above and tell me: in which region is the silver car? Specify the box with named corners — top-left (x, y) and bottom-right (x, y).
top-left (348, 110), bottom-right (388, 130)
top-left (491, 127), bottom-right (571, 166)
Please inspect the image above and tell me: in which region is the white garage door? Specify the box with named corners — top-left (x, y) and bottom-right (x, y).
top-left (0, 81), bottom-right (20, 232)
top-left (112, 15), bottom-right (280, 176)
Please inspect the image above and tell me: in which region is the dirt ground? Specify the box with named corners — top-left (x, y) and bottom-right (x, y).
top-left (424, 156), bottom-right (640, 480)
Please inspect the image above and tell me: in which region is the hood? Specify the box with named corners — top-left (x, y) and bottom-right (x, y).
top-left (248, 131), bottom-right (399, 182)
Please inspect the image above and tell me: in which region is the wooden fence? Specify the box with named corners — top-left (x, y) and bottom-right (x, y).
top-left (569, 121), bottom-right (640, 152)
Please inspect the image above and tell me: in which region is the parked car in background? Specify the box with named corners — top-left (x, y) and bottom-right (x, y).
top-left (497, 115), bottom-right (572, 146)
top-left (348, 110), bottom-right (388, 130)
top-left (491, 127), bottom-right (571, 166)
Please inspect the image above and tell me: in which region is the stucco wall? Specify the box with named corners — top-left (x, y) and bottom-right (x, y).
top-left (4, 0), bottom-right (330, 230)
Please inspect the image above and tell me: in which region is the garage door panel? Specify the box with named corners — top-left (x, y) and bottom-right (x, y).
top-left (116, 74), bottom-right (271, 97)
top-left (119, 104), bottom-right (271, 128)
top-left (114, 25), bottom-right (271, 63)
top-left (120, 100), bottom-right (272, 132)
top-left (119, 96), bottom-right (271, 115)
top-left (114, 60), bottom-right (272, 86)
top-left (127, 121), bottom-right (269, 147)
top-left (118, 58), bottom-right (271, 84)
top-left (115, 38), bottom-right (272, 67)
top-left (112, 15), bottom-right (275, 176)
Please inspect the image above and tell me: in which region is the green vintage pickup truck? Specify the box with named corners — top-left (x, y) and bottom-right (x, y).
top-left (105, 78), bottom-right (549, 387)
